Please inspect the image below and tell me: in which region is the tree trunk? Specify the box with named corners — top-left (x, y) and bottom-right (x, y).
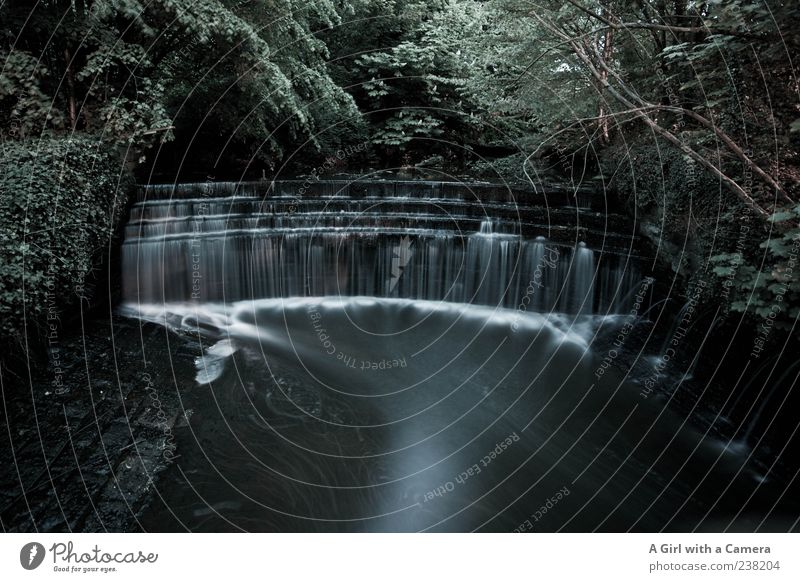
top-left (64, 47), bottom-right (77, 129)
top-left (567, 38), bottom-right (773, 218)
top-left (597, 1), bottom-right (615, 143)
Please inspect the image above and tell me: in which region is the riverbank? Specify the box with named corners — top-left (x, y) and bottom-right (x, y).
top-left (0, 316), bottom-right (193, 532)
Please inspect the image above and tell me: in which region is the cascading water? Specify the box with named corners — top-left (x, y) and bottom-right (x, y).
top-left (122, 181), bottom-right (641, 313)
top-left (121, 179), bottom-right (772, 533)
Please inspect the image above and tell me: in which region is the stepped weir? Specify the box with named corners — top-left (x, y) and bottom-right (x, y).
top-left (123, 179), bottom-right (643, 314)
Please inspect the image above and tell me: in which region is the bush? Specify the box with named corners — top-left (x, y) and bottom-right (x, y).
top-left (468, 154), bottom-right (537, 185)
top-left (0, 136), bottom-right (129, 354)
top-left (610, 137), bottom-right (799, 332)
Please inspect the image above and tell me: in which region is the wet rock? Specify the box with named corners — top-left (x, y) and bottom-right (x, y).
top-left (0, 315), bottom-right (194, 532)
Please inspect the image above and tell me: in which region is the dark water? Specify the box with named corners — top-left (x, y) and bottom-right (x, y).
top-left (121, 180), bottom-right (796, 532)
top-left (123, 298), bottom-right (786, 532)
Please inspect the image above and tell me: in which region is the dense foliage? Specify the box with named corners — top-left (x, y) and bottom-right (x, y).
top-left (0, 137), bottom-right (128, 351)
top-left (0, 0), bottom-right (360, 168)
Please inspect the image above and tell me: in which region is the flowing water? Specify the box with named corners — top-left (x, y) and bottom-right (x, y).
top-left (121, 180), bottom-right (791, 531)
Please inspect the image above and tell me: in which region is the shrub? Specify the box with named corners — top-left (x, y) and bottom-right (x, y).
top-left (0, 136), bottom-right (129, 354)
top-left (611, 137), bottom-right (799, 333)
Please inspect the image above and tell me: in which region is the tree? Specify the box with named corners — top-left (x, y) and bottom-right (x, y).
top-left (496, 0), bottom-right (799, 216)
top-left (325, 0), bottom-right (490, 166)
top-left (0, 0), bottom-right (362, 172)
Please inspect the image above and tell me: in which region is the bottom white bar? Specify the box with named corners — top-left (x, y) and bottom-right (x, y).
top-left (1, 534), bottom-right (796, 581)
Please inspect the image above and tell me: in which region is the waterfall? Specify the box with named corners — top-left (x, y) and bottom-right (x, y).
top-left (569, 243), bottom-right (595, 316)
top-left (116, 181), bottom-right (782, 532)
top-left (123, 180), bottom-right (643, 314)
top-left (478, 218), bottom-right (495, 234)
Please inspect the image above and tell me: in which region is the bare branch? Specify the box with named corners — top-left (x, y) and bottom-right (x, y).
top-left (566, 37), bottom-right (774, 217)
top-left (561, 1), bottom-right (766, 40)
top-left (588, 43), bottom-right (794, 204)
